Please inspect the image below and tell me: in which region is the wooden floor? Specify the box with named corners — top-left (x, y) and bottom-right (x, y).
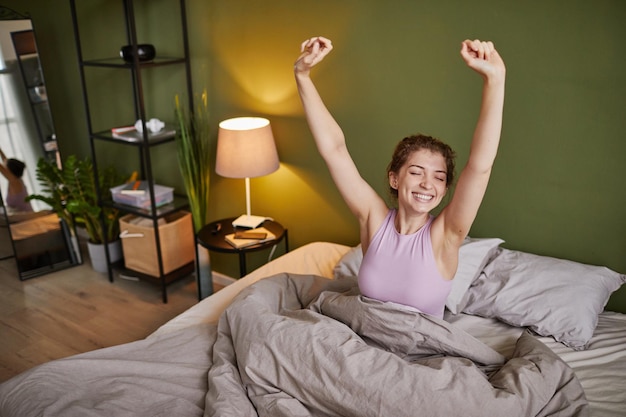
top-left (0, 246), bottom-right (222, 383)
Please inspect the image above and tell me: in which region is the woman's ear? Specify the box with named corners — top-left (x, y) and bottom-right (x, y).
top-left (388, 172), bottom-right (398, 189)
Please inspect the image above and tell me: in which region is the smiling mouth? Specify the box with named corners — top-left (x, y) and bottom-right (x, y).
top-left (414, 193), bottom-right (433, 202)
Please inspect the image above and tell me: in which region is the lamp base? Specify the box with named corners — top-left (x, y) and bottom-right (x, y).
top-left (232, 214), bottom-right (268, 229)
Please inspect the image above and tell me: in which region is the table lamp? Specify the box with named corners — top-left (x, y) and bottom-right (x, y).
top-left (215, 117), bottom-right (279, 229)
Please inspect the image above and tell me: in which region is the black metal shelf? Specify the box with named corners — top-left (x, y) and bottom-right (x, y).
top-left (105, 258), bottom-right (193, 292)
top-left (70, 0), bottom-right (194, 303)
top-left (91, 128), bottom-right (178, 146)
top-left (81, 56), bottom-right (186, 68)
top-left (107, 194), bottom-right (190, 218)
top-left (119, 261), bottom-right (195, 286)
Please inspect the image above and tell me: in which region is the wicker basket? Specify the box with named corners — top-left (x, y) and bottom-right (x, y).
top-left (119, 211), bottom-right (194, 277)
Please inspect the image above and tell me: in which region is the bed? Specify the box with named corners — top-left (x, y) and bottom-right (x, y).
top-left (0, 240), bottom-right (624, 416)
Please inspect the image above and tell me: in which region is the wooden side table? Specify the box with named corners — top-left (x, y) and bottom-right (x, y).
top-left (196, 217), bottom-right (289, 278)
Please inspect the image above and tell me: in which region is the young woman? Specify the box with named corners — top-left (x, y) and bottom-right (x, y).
top-left (294, 36), bottom-right (506, 319)
top-left (0, 148), bottom-right (33, 213)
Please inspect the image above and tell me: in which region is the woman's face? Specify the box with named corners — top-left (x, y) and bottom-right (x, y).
top-left (389, 149), bottom-right (448, 214)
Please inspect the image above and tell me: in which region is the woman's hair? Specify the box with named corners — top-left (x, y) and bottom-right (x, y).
top-left (7, 158), bottom-right (26, 178)
top-left (386, 134), bottom-right (456, 200)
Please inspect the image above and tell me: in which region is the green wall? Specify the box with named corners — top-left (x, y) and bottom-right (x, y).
top-left (6, 0), bottom-right (626, 311)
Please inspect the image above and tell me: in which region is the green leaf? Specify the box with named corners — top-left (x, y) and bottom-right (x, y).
top-left (27, 155), bottom-right (127, 244)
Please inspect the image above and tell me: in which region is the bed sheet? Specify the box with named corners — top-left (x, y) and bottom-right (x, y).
top-left (446, 311), bottom-right (626, 417)
top-left (9, 212), bottom-right (60, 240)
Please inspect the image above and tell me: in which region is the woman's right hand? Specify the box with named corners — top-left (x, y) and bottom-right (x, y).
top-left (460, 39), bottom-right (505, 83)
top-left (294, 36), bottom-right (333, 76)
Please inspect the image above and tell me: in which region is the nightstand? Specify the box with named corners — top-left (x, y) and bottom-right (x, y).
top-left (196, 217), bottom-right (289, 277)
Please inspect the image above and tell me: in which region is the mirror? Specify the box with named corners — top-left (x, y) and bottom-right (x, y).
top-left (0, 6), bottom-right (81, 279)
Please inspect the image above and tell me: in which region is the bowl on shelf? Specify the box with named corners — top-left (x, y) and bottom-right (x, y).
top-left (120, 44), bottom-right (156, 63)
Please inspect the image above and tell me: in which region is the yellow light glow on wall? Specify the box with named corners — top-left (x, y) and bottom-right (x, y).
top-left (209, 1), bottom-right (353, 116)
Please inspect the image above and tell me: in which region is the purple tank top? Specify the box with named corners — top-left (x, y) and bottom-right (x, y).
top-left (358, 209), bottom-right (452, 318)
top-left (7, 183), bottom-right (33, 212)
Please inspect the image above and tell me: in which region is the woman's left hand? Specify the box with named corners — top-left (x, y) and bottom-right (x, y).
top-left (294, 36), bottom-right (333, 76)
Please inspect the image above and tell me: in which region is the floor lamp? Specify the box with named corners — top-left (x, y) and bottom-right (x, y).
top-left (215, 117), bottom-right (279, 229)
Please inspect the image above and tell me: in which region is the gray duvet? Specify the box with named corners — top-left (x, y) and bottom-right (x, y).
top-left (207, 273), bottom-right (588, 417)
top-left (0, 273), bottom-right (588, 417)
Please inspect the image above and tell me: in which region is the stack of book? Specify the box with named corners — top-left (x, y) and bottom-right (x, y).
top-left (224, 227), bottom-right (276, 249)
top-left (120, 180), bottom-right (149, 195)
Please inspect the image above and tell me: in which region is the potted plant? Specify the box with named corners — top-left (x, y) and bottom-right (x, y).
top-left (175, 90), bottom-right (213, 297)
top-left (27, 155), bottom-right (128, 272)
top-left (174, 90), bottom-right (211, 232)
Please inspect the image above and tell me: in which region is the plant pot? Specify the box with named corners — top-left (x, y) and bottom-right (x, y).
top-left (87, 240), bottom-right (122, 273)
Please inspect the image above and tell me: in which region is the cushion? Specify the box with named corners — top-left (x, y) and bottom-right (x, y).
top-left (332, 238), bottom-right (505, 314)
top-left (461, 248), bottom-right (626, 350)
top-left (333, 244), bottom-right (362, 280)
top-left (445, 238), bottom-right (504, 314)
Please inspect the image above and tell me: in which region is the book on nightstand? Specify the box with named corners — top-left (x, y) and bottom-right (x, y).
top-left (224, 227), bottom-right (276, 249)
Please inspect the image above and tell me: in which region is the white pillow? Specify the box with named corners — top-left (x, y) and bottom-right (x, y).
top-left (461, 249), bottom-right (626, 350)
top-left (445, 238), bottom-right (504, 314)
top-left (332, 238), bottom-right (505, 314)
top-left (333, 244), bottom-right (362, 280)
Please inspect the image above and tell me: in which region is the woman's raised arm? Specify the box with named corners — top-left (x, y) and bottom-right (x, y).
top-left (295, 37), bottom-right (387, 227)
top-left (438, 39), bottom-right (506, 245)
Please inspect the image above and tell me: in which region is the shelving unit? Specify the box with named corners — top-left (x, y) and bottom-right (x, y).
top-left (69, 0), bottom-right (195, 303)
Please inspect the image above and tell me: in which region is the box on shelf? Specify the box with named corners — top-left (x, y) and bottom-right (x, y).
top-left (110, 183), bottom-right (174, 209)
top-left (119, 211), bottom-right (194, 277)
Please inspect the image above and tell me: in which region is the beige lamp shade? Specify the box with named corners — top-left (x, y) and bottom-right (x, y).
top-left (215, 117), bottom-right (280, 229)
top-left (215, 117), bottom-right (279, 179)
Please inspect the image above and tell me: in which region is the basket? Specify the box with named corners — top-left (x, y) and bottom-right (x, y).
top-left (119, 211), bottom-right (194, 277)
